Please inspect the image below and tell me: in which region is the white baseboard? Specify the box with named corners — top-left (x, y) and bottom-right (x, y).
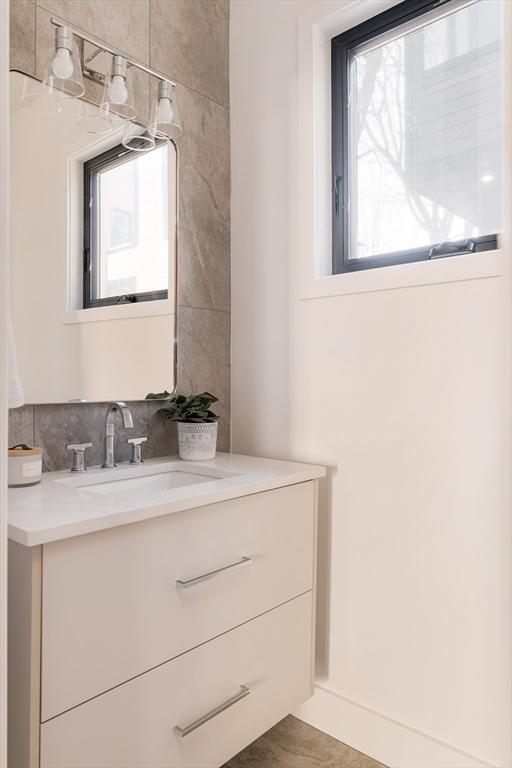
top-left (294, 686), bottom-right (495, 768)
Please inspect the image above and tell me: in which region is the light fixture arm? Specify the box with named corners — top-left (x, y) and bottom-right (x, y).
top-left (49, 16), bottom-right (177, 89)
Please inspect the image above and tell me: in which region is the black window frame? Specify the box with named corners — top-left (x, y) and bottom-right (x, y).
top-left (83, 140), bottom-right (169, 309)
top-left (331, 0), bottom-right (499, 274)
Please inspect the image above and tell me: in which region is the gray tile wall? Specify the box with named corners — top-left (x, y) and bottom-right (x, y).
top-left (8, 0), bottom-right (230, 470)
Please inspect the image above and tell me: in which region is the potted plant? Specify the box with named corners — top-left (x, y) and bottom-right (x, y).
top-left (156, 392), bottom-right (219, 460)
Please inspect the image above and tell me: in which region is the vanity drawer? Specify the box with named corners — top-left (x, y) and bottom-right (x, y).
top-left (41, 482), bottom-right (315, 721)
top-left (40, 593), bottom-right (312, 768)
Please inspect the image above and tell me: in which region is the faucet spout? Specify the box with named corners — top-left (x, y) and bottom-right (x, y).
top-left (102, 402), bottom-right (134, 468)
top-left (106, 401), bottom-right (134, 430)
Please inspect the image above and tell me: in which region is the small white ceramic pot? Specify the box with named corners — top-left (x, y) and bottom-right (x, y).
top-left (177, 422), bottom-right (218, 461)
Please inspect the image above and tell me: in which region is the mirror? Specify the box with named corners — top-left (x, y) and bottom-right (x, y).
top-left (9, 71), bottom-right (177, 403)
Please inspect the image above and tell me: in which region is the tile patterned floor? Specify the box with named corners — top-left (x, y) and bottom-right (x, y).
top-left (223, 715), bottom-right (387, 768)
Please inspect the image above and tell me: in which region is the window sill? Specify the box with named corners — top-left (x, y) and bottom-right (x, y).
top-left (299, 249), bottom-right (505, 301)
top-left (63, 299), bottom-right (174, 325)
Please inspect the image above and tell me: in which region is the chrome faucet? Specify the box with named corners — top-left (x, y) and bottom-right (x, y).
top-left (102, 402), bottom-right (134, 468)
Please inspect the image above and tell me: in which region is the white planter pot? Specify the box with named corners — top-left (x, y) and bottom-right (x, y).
top-left (177, 422), bottom-right (218, 461)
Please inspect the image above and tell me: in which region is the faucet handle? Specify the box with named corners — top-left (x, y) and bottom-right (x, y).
top-left (67, 443), bottom-right (92, 473)
top-left (128, 437), bottom-right (147, 465)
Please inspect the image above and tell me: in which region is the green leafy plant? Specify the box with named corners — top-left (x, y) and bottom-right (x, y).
top-left (145, 390), bottom-right (173, 400)
top-left (156, 392), bottom-right (219, 423)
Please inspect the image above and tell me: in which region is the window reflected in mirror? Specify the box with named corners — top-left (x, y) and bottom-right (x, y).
top-left (84, 142), bottom-right (170, 308)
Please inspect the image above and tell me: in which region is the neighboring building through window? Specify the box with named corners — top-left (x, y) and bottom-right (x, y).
top-left (331, 0), bottom-right (503, 272)
top-left (83, 142), bottom-right (169, 308)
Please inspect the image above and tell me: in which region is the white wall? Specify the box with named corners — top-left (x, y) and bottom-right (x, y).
top-left (230, 2), bottom-right (512, 767)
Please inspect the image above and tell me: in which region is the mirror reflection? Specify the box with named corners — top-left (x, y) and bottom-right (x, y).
top-left (9, 72), bottom-right (177, 403)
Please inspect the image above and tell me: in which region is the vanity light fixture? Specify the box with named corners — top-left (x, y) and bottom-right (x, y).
top-left (151, 80), bottom-right (183, 140)
top-left (102, 56), bottom-right (136, 120)
top-left (35, 17), bottom-right (185, 147)
top-left (43, 25), bottom-right (85, 99)
top-left (122, 121), bottom-right (156, 152)
top-left (21, 76), bottom-right (62, 114)
top-left (77, 101), bottom-right (113, 135)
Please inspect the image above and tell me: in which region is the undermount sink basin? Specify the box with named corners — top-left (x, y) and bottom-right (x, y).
top-left (82, 470), bottom-right (219, 497)
top-left (56, 462), bottom-right (241, 501)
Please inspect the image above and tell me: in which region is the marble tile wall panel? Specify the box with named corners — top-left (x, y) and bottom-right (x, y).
top-left (147, 401), bottom-right (178, 458)
top-left (8, 405), bottom-right (35, 449)
top-left (17, 400), bottom-right (178, 472)
top-left (33, 401), bottom-right (148, 471)
top-left (10, 0), bottom-right (36, 77)
top-left (178, 306), bottom-right (230, 452)
top-left (9, 0), bottom-right (231, 469)
top-left (177, 84), bottom-right (230, 312)
top-left (150, 0), bottom-right (229, 108)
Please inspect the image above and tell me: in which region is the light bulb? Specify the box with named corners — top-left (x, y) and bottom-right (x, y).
top-left (156, 96), bottom-right (174, 124)
top-left (108, 74), bottom-right (128, 105)
top-left (52, 47), bottom-right (74, 80)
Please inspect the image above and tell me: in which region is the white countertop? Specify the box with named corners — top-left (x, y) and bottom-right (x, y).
top-left (8, 453), bottom-right (325, 547)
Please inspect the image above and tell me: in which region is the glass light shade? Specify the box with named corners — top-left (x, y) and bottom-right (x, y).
top-left (21, 76), bottom-right (62, 114)
top-left (43, 28), bottom-right (84, 99)
top-left (122, 121), bottom-right (155, 152)
top-left (77, 101), bottom-right (113, 135)
top-left (150, 81), bottom-right (183, 140)
top-left (101, 57), bottom-right (137, 120)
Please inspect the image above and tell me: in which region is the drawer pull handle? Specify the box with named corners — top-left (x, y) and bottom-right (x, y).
top-left (174, 685), bottom-right (250, 737)
top-left (175, 556), bottom-right (252, 589)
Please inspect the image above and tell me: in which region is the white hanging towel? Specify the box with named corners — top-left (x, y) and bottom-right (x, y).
top-left (8, 311), bottom-right (24, 409)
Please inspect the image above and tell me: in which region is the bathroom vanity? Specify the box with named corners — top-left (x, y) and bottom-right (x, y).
top-left (8, 58), bottom-right (323, 768)
top-left (8, 20), bottom-right (323, 768)
top-left (8, 453), bottom-right (324, 768)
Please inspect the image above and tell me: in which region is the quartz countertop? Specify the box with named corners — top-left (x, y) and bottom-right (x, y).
top-left (8, 452), bottom-right (325, 547)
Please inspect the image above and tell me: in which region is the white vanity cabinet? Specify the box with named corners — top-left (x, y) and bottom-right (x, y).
top-left (8, 461), bottom-right (321, 768)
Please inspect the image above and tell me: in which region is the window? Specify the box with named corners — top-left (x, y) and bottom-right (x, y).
top-left (83, 142), bottom-right (169, 308)
top-left (331, 0), bottom-right (503, 273)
